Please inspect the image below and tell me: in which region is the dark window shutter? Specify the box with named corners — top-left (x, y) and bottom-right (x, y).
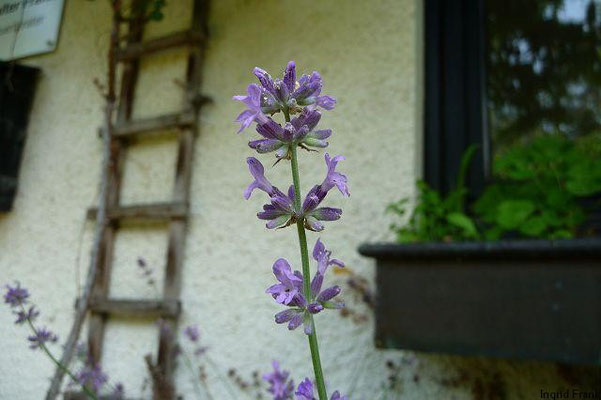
top-left (0, 62), bottom-right (40, 211)
top-left (424, 0), bottom-right (488, 199)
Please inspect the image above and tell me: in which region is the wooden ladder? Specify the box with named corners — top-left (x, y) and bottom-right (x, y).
top-left (62, 1), bottom-right (209, 398)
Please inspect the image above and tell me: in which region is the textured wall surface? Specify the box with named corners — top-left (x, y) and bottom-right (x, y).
top-left (0, 1), bottom-right (595, 399)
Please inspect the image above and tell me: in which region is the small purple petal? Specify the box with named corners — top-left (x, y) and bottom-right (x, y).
top-left (288, 313), bottom-right (304, 330)
top-left (254, 67), bottom-right (277, 96)
top-left (295, 378), bottom-right (314, 400)
top-left (322, 153), bottom-right (350, 197)
top-left (249, 139), bottom-right (284, 154)
top-left (310, 273), bottom-right (324, 298)
top-left (275, 309), bottom-right (301, 324)
top-left (184, 325), bottom-right (200, 342)
top-left (316, 95), bottom-right (336, 110)
top-left (307, 303), bottom-right (324, 314)
top-left (317, 285), bottom-right (341, 302)
top-left (310, 207), bottom-right (342, 221)
top-left (304, 216), bottom-right (324, 232)
top-left (244, 157), bottom-right (274, 199)
top-left (303, 314), bottom-right (313, 335)
top-left (283, 61), bottom-right (296, 92)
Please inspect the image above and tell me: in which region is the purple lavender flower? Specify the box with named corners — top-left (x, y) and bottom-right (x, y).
top-left (295, 378), bottom-right (315, 400)
top-left (258, 185), bottom-right (297, 229)
top-left (266, 259), bottom-right (303, 305)
top-left (233, 84), bottom-right (270, 133)
top-left (294, 379), bottom-right (347, 400)
top-left (313, 239), bottom-right (345, 275)
top-left (14, 306), bottom-right (39, 324)
top-left (245, 155), bottom-right (348, 232)
top-left (245, 158), bottom-right (297, 229)
top-left (263, 361), bottom-right (295, 400)
top-left (268, 240), bottom-right (344, 335)
top-left (184, 324), bottom-right (200, 342)
top-left (244, 157), bottom-right (278, 199)
top-left (4, 282), bottom-right (29, 307)
top-left (301, 154), bottom-right (349, 231)
top-left (330, 391), bottom-right (348, 400)
top-left (112, 382), bottom-right (125, 399)
top-left (76, 363), bottom-right (109, 394)
top-left (28, 327), bottom-right (58, 349)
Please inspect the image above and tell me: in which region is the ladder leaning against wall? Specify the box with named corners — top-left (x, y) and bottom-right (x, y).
top-left (46, 1), bottom-right (210, 399)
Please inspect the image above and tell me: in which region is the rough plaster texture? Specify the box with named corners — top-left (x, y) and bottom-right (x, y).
top-left (1, 0), bottom-right (598, 399)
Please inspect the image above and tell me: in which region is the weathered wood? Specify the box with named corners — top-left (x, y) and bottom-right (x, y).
top-left (156, 1), bottom-right (209, 393)
top-left (89, 298), bottom-right (181, 318)
top-left (87, 202), bottom-right (188, 221)
top-left (116, 30), bottom-right (205, 62)
top-left (54, 2), bottom-right (209, 398)
top-left (145, 354), bottom-right (175, 400)
top-left (113, 112), bottom-right (196, 138)
top-left (87, 0), bottom-right (146, 369)
top-left (45, 2), bottom-right (123, 398)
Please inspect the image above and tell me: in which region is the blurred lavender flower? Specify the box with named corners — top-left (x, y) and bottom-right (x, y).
top-left (4, 282), bottom-right (29, 307)
top-left (263, 360), bottom-right (295, 400)
top-left (112, 382), bottom-right (125, 399)
top-left (267, 240), bottom-right (344, 335)
top-left (76, 363), bottom-right (109, 394)
top-left (14, 306), bottom-right (39, 324)
top-left (295, 378), bottom-right (347, 400)
top-left (184, 324), bottom-right (200, 342)
top-left (28, 327), bottom-right (58, 349)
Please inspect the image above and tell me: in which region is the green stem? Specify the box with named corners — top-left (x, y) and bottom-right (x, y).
top-left (22, 305), bottom-right (97, 400)
top-left (180, 350), bottom-right (206, 400)
top-left (285, 108), bottom-right (328, 400)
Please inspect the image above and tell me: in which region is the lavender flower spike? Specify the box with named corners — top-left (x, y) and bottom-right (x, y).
top-left (295, 379), bottom-right (347, 400)
top-left (263, 360), bottom-right (295, 400)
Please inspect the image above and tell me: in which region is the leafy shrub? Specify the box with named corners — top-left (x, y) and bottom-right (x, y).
top-left (387, 146), bottom-right (479, 243)
top-left (475, 136), bottom-right (601, 240)
top-left (388, 135), bottom-right (601, 243)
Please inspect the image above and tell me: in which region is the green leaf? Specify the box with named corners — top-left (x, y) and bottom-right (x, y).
top-left (446, 212), bottom-right (478, 238)
top-left (496, 200), bottom-right (536, 229)
top-left (520, 216), bottom-right (548, 237)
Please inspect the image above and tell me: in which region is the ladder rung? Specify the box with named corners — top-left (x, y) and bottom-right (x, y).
top-left (87, 202), bottom-right (188, 221)
top-left (116, 30), bottom-right (204, 61)
top-left (89, 298), bottom-right (181, 318)
top-left (113, 112), bottom-right (196, 138)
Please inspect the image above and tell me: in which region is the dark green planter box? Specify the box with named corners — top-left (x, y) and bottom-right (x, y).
top-left (358, 238), bottom-right (601, 365)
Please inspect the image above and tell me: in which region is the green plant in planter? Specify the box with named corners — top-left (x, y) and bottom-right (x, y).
top-left (475, 135), bottom-right (601, 240)
top-left (387, 145), bottom-right (479, 243)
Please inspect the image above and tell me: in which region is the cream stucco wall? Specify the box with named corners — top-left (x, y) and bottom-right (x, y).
top-left (0, 1), bottom-right (594, 399)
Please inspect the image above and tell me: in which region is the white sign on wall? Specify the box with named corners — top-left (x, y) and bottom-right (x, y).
top-left (0, 0), bottom-right (65, 61)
